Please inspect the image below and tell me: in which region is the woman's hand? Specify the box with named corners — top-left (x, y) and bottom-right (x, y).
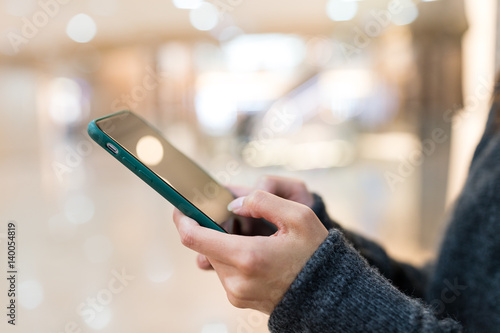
top-left (196, 175), bottom-right (316, 270)
top-left (172, 190), bottom-right (328, 314)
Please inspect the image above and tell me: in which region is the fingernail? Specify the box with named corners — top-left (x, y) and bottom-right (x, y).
top-left (228, 196), bottom-right (245, 212)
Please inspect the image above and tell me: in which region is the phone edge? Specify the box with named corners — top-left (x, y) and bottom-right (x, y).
top-left (87, 111), bottom-right (228, 234)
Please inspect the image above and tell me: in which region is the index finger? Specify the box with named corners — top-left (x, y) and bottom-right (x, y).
top-left (228, 190), bottom-right (317, 234)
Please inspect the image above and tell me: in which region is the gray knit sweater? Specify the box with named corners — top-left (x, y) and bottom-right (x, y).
top-left (268, 97), bottom-right (500, 332)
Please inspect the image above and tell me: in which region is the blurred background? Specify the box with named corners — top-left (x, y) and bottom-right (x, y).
top-left (0, 0), bottom-right (498, 332)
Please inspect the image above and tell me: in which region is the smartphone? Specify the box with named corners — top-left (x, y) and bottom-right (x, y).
top-left (87, 110), bottom-right (235, 232)
top-left (88, 110), bottom-right (276, 235)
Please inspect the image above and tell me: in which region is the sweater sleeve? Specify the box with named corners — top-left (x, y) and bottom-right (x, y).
top-left (268, 229), bottom-right (462, 333)
top-left (311, 194), bottom-right (429, 298)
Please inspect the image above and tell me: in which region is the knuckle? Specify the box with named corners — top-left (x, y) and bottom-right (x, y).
top-left (248, 190), bottom-right (268, 207)
top-left (297, 206), bottom-right (316, 222)
top-left (237, 250), bottom-right (263, 275)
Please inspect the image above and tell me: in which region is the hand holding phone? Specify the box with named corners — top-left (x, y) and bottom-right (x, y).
top-left (88, 111), bottom-right (276, 235)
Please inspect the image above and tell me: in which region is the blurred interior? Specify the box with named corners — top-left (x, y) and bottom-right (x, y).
top-left (0, 0), bottom-right (498, 332)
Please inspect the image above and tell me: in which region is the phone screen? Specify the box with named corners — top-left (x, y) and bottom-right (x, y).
top-left (95, 112), bottom-right (234, 226)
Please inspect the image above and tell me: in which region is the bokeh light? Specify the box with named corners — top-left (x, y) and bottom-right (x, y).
top-left (48, 77), bottom-right (83, 125)
top-left (390, 0), bottom-right (419, 26)
top-left (136, 135), bottom-right (164, 166)
top-left (66, 13), bottom-right (98, 43)
top-left (189, 2), bottom-right (219, 31)
top-left (224, 34), bottom-right (306, 71)
top-left (326, 0), bottom-right (359, 22)
top-left (195, 86), bottom-right (237, 135)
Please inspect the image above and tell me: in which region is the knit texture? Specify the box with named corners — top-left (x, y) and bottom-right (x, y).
top-left (268, 94), bottom-right (500, 332)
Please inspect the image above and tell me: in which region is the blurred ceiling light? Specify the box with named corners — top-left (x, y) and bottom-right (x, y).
top-left (66, 13), bottom-right (97, 43)
top-left (320, 69), bottom-right (374, 99)
top-left (172, 0), bottom-right (203, 9)
top-left (4, 0), bottom-right (36, 16)
top-left (326, 0), bottom-right (359, 22)
top-left (201, 323), bottom-right (229, 333)
top-left (197, 72), bottom-right (291, 110)
top-left (195, 86), bottom-right (237, 135)
top-left (19, 280), bottom-right (44, 310)
top-left (136, 135), bottom-right (164, 166)
top-left (48, 77), bottom-right (83, 125)
top-left (83, 234), bottom-right (114, 263)
top-left (224, 34), bottom-right (306, 71)
top-left (189, 2), bottom-right (219, 31)
top-left (390, 0), bottom-right (419, 26)
top-left (320, 69), bottom-right (375, 123)
top-left (89, 0), bottom-right (118, 16)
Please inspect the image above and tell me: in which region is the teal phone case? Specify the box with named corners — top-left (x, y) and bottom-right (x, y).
top-left (87, 111), bottom-right (227, 233)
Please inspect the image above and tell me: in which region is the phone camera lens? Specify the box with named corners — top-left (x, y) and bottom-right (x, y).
top-left (106, 143), bottom-right (119, 154)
